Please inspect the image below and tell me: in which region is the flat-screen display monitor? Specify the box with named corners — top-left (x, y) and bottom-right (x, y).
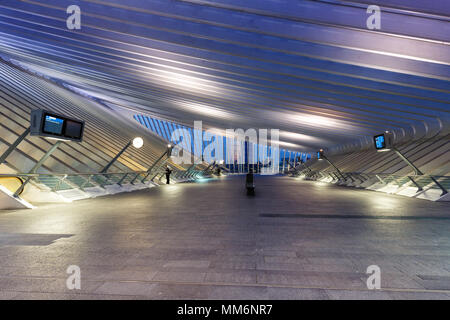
top-left (31, 110), bottom-right (85, 142)
top-left (43, 115), bottom-right (64, 135)
top-left (64, 119), bottom-right (84, 140)
top-left (374, 134), bottom-right (386, 150)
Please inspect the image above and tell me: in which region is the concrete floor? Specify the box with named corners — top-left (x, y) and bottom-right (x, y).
top-left (0, 175), bottom-right (450, 300)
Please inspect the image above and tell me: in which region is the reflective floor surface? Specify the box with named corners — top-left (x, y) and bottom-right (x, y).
top-left (0, 175), bottom-right (449, 299)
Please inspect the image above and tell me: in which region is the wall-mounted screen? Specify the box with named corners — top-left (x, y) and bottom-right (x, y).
top-left (317, 150), bottom-right (324, 160)
top-left (64, 120), bottom-right (83, 140)
top-left (31, 110), bottom-right (85, 142)
top-left (374, 134), bottom-right (386, 150)
top-left (43, 115), bottom-right (64, 135)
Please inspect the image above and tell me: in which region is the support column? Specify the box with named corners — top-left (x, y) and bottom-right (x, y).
top-left (323, 155), bottom-right (345, 180)
top-left (0, 127), bottom-right (31, 165)
top-left (101, 141), bottom-right (132, 174)
top-left (393, 147), bottom-right (447, 195)
top-left (130, 149), bottom-right (168, 184)
top-left (14, 141), bottom-right (62, 197)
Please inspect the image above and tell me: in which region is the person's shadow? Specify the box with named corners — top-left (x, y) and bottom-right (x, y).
top-left (246, 170), bottom-right (255, 196)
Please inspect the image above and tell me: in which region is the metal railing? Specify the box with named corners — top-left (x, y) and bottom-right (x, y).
top-left (0, 167), bottom-right (209, 196)
top-left (289, 165), bottom-right (449, 196)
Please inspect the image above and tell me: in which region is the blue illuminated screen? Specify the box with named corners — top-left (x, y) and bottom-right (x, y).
top-left (374, 134), bottom-right (386, 149)
top-left (43, 115), bottom-right (64, 135)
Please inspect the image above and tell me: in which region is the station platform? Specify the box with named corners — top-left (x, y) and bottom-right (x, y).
top-left (1, 175), bottom-right (449, 299)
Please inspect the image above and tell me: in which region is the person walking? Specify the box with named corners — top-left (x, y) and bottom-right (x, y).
top-left (246, 168), bottom-right (255, 196)
top-left (165, 166), bottom-right (172, 184)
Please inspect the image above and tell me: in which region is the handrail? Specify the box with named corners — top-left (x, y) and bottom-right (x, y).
top-left (0, 166), bottom-right (211, 197)
top-left (294, 170), bottom-right (449, 196)
top-left (0, 171), bottom-right (147, 178)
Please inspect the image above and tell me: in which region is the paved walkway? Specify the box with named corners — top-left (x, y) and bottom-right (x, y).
top-left (0, 176), bottom-right (449, 299)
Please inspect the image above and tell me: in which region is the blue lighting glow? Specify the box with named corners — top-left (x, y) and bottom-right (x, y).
top-left (374, 134), bottom-right (386, 150)
top-left (134, 115), bottom-right (310, 169)
top-left (43, 115), bottom-right (64, 135)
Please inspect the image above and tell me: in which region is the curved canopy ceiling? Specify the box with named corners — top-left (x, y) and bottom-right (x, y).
top-left (0, 0), bottom-right (449, 152)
